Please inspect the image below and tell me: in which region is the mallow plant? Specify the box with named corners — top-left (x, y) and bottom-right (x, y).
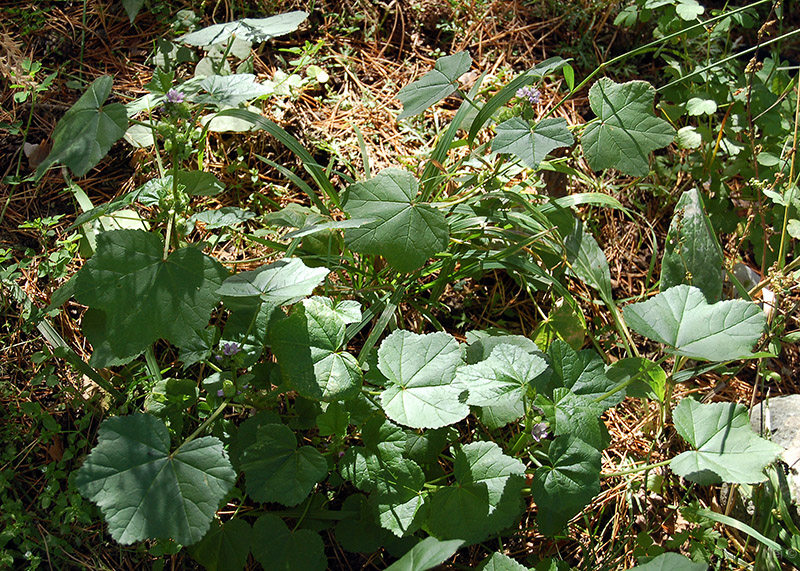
top-left (30, 5), bottom-right (797, 570)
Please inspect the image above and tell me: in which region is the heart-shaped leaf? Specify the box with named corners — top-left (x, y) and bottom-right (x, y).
top-left (35, 75), bottom-right (128, 179)
top-left (492, 117), bottom-right (574, 169)
top-left (426, 441), bottom-right (526, 544)
top-left (478, 552), bottom-right (530, 570)
top-left (343, 168), bottom-right (449, 273)
top-left (532, 435), bottom-right (601, 536)
top-left (188, 519), bottom-right (251, 571)
top-left (670, 399), bottom-right (783, 484)
top-left (75, 414), bottom-right (235, 545)
top-left (240, 423), bottom-right (328, 506)
top-left (396, 51), bottom-right (471, 119)
top-left (270, 297), bottom-right (363, 401)
top-left (581, 78), bottom-right (675, 176)
top-left (378, 330), bottom-right (468, 429)
top-left (251, 514), bottom-right (326, 571)
top-left (72, 230), bottom-right (228, 360)
top-left (622, 285), bottom-right (766, 361)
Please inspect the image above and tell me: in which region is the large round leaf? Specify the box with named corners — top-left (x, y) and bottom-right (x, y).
top-left (75, 414), bottom-right (236, 545)
top-left (343, 168), bottom-right (449, 273)
top-left (378, 330), bottom-right (468, 429)
top-left (251, 515), bottom-right (326, 571)
top-left (72, 230), bottom-right (228, 361)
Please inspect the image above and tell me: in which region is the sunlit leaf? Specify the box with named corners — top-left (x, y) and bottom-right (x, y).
top-left (671, 399), bottom-right (783, 484)
top-left (179, 11), bottom-right (308, 46)
top-left (623, 285), bottom-right (766, 361)
top-left (385, 537), bottom-right (463, 571)
top-left (378, 330), bottom-right (468, 429)
top-left (343, 168), bottom-right (449, 273)
top-left (581, 78), bottom-right (675, 176)
top-left (396, 51), bottom-right (471, 119)
top-left (35, 76), bottom-right (127, 179)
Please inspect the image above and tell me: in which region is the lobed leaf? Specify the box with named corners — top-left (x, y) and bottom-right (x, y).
top-left (532, 435), bottom-right (601, 536)
top-left (396, 52), bottom-right (471, 119)
top-left (581, 78), bottom-right (675, 177)
top-left (251, 514), bottom-right (326, 571)
top-left (623, 285), bottom-right (766, 361)
top-left (72, 230), bottom-right (228, 361)
top-left (179, 11), bottom-right (308, 46)
top-left (35, 75), bottom-right (128, 179)
top-left (378, 330), bottom-right (468, 429)
top-left (670, 399), bottom-right (783, 484)
top-left (492, 117), bottom-right (574, 169)
top-left (75, 414), bottom-right (235, 545)
top-left (343, 168), bottom-right (449, 273)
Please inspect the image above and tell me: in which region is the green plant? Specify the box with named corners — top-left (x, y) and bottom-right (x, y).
top-left (15, 1), bottom-right (800, 569)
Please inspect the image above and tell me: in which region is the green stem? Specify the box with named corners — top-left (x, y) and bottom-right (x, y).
top-left (600, 458), bottom-right (671, 478)
top-left (173, 398), bottom-right (229, 456)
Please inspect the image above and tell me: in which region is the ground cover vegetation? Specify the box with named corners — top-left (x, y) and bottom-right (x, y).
top-left (1, 0), bottom-right (800, 569)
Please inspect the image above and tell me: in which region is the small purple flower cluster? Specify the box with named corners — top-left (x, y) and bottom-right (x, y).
top-left (516, 86), bottom-right (541, 105)
top-left (165, 88), bottom-right (185, 104)
top-left (222, 342), bottom-right (241, 357)
top-left (530, 422), bottom-right (549, 443)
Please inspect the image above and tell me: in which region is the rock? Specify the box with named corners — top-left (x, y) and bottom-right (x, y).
top-left (750, 395), bottom-right (800, 506)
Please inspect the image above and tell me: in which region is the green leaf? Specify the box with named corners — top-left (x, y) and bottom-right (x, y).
top-left (547, 339), bottom-right (623, 410)
top-left (396, 51), bottom-right (471, 119)
top-left (542, 388), bottom-right (609, 450)
top-left (343, 168), bottom-right (449, 273)
top-left (217, 257), bottom-right (329, 309)
top-left (565, 219), bottom-right (613, 301)
top-left (371, 457), bottom-right (427, 536)
top-left (194, 74), bottom-right (272, 108)
top-left (177, 170), bottom-right (226, 196)
top-left (629, 552), bottom-right (708, 571)
top-left (188, 519), bottom-right (251, 571)
top-left (240, 423), bottom-right (328, 505)
top-left (675, 0), bottom-right (704, 20)
top-left (622, 285), bottom-right (766, 361)
top-left (675, 126), bottom-right (702, 149)
top-left (270, 297), bottom-right (363, 401)
top-left (385, 537), bottom-right (463, 571)
top-left (72, 230), bottom-right (228, 360)
top-left (335, 494), bottom-right (390, 553)
top-left (455, 344), bottom-right (548, 426)
top-left (492, 117), bottom-right (574, 169)
top-left (478, 552), bottom-right (530, 571)
top-left (426, 441), bottom-right (526, 543)
top-left (606, 357), bottom-right (667, 402)
top-left (532, 435), bottom-right (601, 536)
top-left (251, 514), bottom-right (326, 571)
top-left (685, 96), bottom-right (717, 116)
top-left (581, 78), bottom-right (675, 176)
top-left (75, 414), bottom-right (236, 545)
top-left (465, 330), bottom-right (539, 364)
top-left (670, 399), bottom-right (783, 485)
top-left (179, 11), bottom-right (308, 46)
top-left (661, 188), bottom-right (723, 302)
top-left (121, 0), bottom-right (145, 23)
top-left (192, 207), bottom-right (256, 229)
top-left (378, 330), bottom-right (468, 429)
top-left (35, 76), bottom-right (128, 179)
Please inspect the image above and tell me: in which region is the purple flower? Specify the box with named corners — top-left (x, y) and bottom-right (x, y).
top-left (165, 89), bottom-right (185, 103)
top-left (337, 451), bottom-right (345, 458)
top-left (516, 86), bottom-right (541, 105)
top-left (216, 389), bottom-right (225, 397)
top-left (531, 422), bottom-right (549, 443)
top-left (222, 342), bottom-right (241, 357)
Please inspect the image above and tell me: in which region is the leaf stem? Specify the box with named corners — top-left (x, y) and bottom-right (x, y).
top-left (600, 458), bottom-right (671, 478)
top-left (173, 398), bottom-right (229, 456)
